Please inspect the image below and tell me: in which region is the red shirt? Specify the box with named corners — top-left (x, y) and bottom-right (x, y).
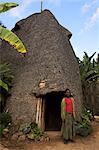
top-left (65, 98), bottom-right (73, 113)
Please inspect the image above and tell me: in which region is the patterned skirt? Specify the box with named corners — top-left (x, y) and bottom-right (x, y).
top-left (61, 113), bottom-right (76, 140)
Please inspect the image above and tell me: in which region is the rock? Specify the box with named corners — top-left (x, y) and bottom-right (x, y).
top-left (3, 128), bottom-right (9, 133)
top-left (3, 128), bottom-right (9, 138)
top-left (18, 135), bottom-right (26, 142)
top-left (17, 132), bottom-right (23, 136)
top-left (11, 133), bottom-right (18, 141)
top-left (40, 136), bottom-right (44, 142)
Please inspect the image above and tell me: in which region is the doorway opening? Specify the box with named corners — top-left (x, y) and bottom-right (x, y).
top-left (44, 91), bottom-right (64, 131)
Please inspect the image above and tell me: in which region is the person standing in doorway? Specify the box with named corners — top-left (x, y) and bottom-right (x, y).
top-left (61, 89), bottom-right (76, 144)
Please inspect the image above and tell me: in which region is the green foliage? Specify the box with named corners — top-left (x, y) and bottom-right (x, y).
top-left (0, 112), bottom-right (12, 126)
top-left (0, 63), bottom-right (14, 87)
top-left (0, 26), bottom-right (27, 54)
top-left (0, 63), bottom-right (13, 111)
top-left (0, 112), bottom-right (12, 137)
top-left (0, 79), bottom-right (8, 91)
top-left (20, 122), bottom-right (43, 141)
top-left (0, 2), bottom-right (18, 13)
top-left (79, 52), bottom-right (99, 83)
top-left (0, 2), bottom-right (27, 54)
top-left (30, 122), bottom-right (43, 141)
top-left (0, 124), bottom-right (5, 137)
top-left (75, 111), bottom-right (92, 137)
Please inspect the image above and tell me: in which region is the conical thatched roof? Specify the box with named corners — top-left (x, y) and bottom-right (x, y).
top-left (0, 10), bottom-right (83, 125)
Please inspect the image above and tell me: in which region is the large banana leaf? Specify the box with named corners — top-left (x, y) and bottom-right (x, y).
top-left (0, 2), bottom-right (18, 13)
top-left (0, 79), bottom-right (8, 91)
top-left (0, 26), bottom-right (27, 53)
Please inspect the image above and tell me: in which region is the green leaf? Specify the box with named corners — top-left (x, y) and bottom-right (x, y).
top-left (0, 2), bottom-right (18, 13)
top-left (89, 52), bottom-right (96, 62)
top-left (0, 26), bottom-right (27, 53)
top-left (0, 79), bottom-right (8, 91)
top-left (27, 133), bottom-right (34, 140)
top-left (0, 63), bottom-right (10, 76)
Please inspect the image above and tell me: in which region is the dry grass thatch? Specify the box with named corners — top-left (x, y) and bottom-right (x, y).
top-left (0, 10), bottom-right (83, 126)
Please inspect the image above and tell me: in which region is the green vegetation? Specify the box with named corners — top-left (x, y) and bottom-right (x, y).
top-left (20, 122), bottom-right (43, 141)
top-left (76, 52), bottom-right (99, 136)
top-left (78, 52), bottom-right (99, 117)
top-left (0, 26), bottom-right (27, 53)
top-left (75, 110), bottom-right (92, 137)
top-left (0, 112), bottom-right (12, 137)
top-left (78, 52), bottom-right (99, 83)
top-left (20, 122), bottom-right (49, 141)
top-left (0, 2), bottom-right (18, 13)
top-left (0, 2), bottom-right (27, 104)
top-left (0, 63), bottom-right (13, 112)
top-left (0, 2), bottom-right (27, 54)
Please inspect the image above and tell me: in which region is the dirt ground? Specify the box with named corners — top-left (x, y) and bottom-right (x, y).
top-left (1, 117), bottom-right (99, 150)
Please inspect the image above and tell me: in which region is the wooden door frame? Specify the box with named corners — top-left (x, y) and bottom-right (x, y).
top-left (36, 98), bottom-right (45, 131)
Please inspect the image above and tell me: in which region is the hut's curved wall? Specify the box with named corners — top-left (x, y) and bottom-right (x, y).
top-left (0, 10), bottom-right (83, 126)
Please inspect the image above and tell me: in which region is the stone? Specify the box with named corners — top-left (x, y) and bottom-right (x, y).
top-left (11, 133), bottom-right (18, 141)
top-left (17, 132), bottom-right (23, 136)
top-left (3, 128), bottom-right (9, 137)
top-left (40, 136), bottom-right (44, 142)
top-left (18, 135), bottom-right (26, 142)
top-left (3, 128), bottom-right (9, 133)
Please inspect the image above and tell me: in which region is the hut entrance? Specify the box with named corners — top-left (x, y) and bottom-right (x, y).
top-left (45, 92), bottom-right (64, 131)
top-left (36, 92), bottom-right (64, 131)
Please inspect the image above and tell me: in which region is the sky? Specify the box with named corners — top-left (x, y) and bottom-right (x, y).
top-left (0, 0), bottom-right (99, 60)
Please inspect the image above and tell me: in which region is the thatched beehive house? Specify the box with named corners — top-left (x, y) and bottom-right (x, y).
top-left (0, 10), bottom-right (83, 131)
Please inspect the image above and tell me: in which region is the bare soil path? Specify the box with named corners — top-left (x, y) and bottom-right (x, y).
top-left (1, 117), bottom-right (99, 150)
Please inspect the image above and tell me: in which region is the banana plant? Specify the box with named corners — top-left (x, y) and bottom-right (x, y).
top-left (0, 63), bottom-right (14, 112)
top-left (0, 2), bottom-right (27, 54)
top-left (0, 63), bottom-right (13, 91)
top-left (0, 2), bottom-right (18, 13)
top-left (79, 52), bottom-right (99, 83)
top-left (0, 2), bottom-right (27, 91)
top-left (0, 79), bottom-right (8, 91)
top-left (0, 26), bottom-right (27, 53)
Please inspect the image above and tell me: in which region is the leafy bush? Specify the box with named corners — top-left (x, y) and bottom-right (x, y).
top-left (20, 122), bottom-right (44, 141)
top-left (75, 110), bottom-right (92, 137)
top-left (30, 122), bottom-right (43, 141)
top-left (0, 112), bottom-right (12, 126)
top-left (0, 112), bottom-right (12, 137)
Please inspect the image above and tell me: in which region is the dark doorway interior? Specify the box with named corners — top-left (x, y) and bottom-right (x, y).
top-left (45, 91), bottom-right (64, 131)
